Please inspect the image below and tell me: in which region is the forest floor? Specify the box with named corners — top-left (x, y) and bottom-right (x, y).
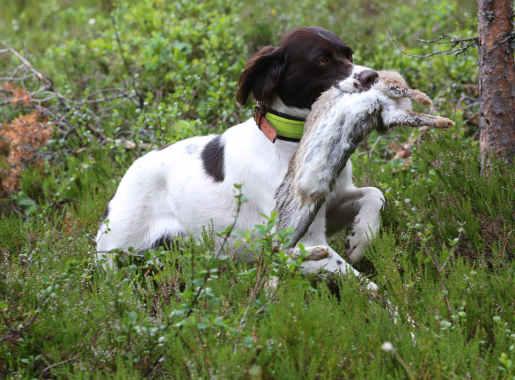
top-left (0, 0), bottom-right (513, 378)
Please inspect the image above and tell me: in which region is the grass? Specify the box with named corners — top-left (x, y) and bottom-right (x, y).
top-left (1, 129), bottom-right (513, 379)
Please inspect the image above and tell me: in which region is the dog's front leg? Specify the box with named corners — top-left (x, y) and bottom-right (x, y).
top-left (299, 245), bottom-right (379, 292)
top-left (326, 186), bottom-right (385, 263)
top-left (292, 205), bottom-right (379, 292)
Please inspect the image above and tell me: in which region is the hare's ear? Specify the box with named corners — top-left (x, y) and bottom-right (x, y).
top-left (236, 46), bottom-right (285, 106)
top-left (407, 89), bottom-right (433, 107)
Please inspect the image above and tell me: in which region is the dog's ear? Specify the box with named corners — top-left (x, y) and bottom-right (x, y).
top-left (237, 45), bottom-right (285, 106)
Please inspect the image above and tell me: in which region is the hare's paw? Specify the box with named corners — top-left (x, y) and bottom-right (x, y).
top-left (434, 116), bottom-right (454, 128)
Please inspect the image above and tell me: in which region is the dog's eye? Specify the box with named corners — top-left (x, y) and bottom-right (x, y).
top-left (318, 55), bottom-right (330, 66)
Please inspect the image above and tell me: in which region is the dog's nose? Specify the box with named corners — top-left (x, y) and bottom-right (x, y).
top-left (357, 70), bottom-right (378, 89)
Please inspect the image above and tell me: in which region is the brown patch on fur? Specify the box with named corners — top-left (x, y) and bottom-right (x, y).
top-left (201, 135), bottom-right (225, 182)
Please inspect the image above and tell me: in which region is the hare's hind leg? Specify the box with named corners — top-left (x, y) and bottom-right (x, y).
top-left (383, 109), bottom-right (454, 129)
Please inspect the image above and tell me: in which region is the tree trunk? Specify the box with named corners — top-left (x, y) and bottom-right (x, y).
top-left (477, 0), bottom-right (514, 173)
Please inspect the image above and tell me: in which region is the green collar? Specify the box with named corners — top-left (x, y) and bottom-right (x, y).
top-left (265, 111), bottom-right (305, 140)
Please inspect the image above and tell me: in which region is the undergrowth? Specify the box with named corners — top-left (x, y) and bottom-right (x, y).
top-left (0, 0), bottom-right (513, 378)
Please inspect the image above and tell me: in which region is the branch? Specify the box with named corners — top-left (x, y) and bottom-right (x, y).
top-left (1, 45), bottom-right (54, 90)
top-left (0, 45), bottom-right (145, 141)
top-left (402, 34), bottom-right (479, 58)
top-left (40, 354), bottom-right (80, 377)
top-left (110, 15), bottom-right (144, 109)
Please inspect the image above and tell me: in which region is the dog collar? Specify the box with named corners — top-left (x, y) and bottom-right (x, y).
top-left (255, 109), bottom-right (305, 143)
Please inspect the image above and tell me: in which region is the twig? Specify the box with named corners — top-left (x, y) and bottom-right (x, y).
top-left (0, 313), bottom-right (38, 344)
top-left (418, 34), bottom-right (478, 45)
top-left (77, 91), bottom-right (136, 105)
top-left (0, 46), bottom-right (143, 141)
top-left (401, 34), bottom-right (479, 58)
top-left (237, 255), bottom-right (269, 333)
top-left (0, 293), bottom-right (53, 345)
top-left (110, 15), bottom-right (144, 109)
top-left (393, 350), bottom-right (416, 380)
top-left (1, 46), bottom-right (54, 90)
top-left (40, 354), bottom-right (80, 376)
top-left (390, 127), bottom-right (429, 161)
top-left (367, 136), bottom-right (383, 158)
top-left (428, 250), bottom-right (453, 318)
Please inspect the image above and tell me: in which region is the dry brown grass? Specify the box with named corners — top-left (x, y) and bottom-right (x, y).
top-left (0, 107), bottom-right (52, 194)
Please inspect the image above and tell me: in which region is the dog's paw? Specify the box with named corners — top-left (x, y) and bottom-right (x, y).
top-left (290, 244), bottom-right (329, 261)
top-left (300, 247), bottom-right (359, 276)
top-left (304, 245), bottom-right (330, 260)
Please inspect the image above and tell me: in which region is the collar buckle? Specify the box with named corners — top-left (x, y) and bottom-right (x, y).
top-left (254, 104), bottom-right (278, 143)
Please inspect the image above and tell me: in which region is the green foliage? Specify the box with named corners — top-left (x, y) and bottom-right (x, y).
top-left (1, 0), bottom-right (514, 378)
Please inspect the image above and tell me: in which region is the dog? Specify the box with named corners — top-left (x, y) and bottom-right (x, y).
top-left (96, 27), bottom-right (383, 278)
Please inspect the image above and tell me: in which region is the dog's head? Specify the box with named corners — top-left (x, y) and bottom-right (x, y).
top-left (237, 26), bottom-right (378, 109)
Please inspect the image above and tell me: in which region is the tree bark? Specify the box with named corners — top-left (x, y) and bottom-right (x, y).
top-left (477, 0), bottom-right (514, 173)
